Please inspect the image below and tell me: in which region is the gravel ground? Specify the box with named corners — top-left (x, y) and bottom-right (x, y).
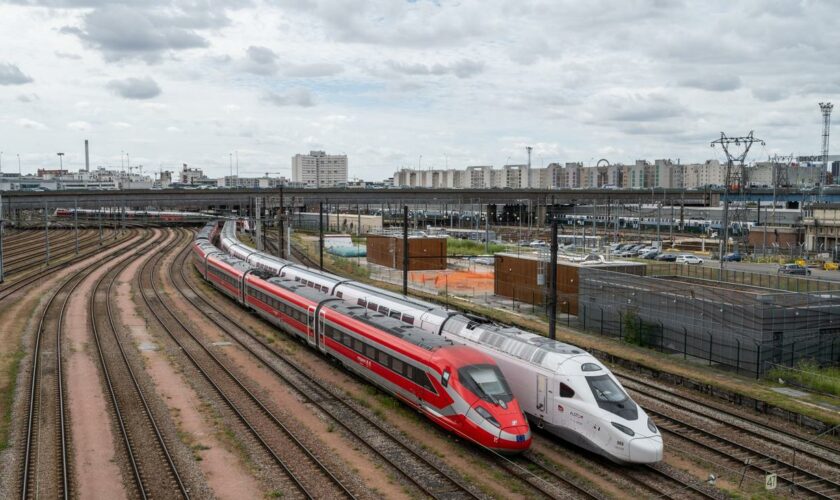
top-left (0, 230), bottom-right (145, 499)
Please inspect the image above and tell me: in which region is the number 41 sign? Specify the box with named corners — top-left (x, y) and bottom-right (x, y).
top-left (765, 473), bottom-right (777, 491)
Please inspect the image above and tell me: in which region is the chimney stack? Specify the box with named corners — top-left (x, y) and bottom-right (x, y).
top-left (84, 139), bottom-right (90, 172)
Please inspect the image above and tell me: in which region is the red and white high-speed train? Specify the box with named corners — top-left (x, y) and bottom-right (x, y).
top-left (193, 229), bottom-right (531, 453)
top-left (216, 220), bottom-right (663, 464)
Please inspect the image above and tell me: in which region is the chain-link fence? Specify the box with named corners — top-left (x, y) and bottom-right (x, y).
top-left (578, 267), bottom-right (840, 377)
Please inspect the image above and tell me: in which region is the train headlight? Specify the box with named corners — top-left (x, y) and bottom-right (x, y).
top-left (647, 418), bottom-right (658, 434)
top-left (475, 406), bottom-right (500, 428)
top-left (611, 422), bottom-right (635, 437)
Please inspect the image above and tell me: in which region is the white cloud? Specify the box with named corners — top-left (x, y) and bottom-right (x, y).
top-left (67, 120), bottom-right (92, 131)
top-left (107, 77), bottom-right (162, 99)
top-left (262, 87), bottom-right (315, 107)
top-left (17, 118), bottom-right (49, 130)
top-left (0, 62), bottom-right (33, 85)
top-left (3, 0), bottom-right (839, 179)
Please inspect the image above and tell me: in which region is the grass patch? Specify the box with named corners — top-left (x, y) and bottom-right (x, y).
top-left (0, 348), bottom-right (25, 452)
top-left (768, 360), bottom-right (840, 397)
top-left (445, 238), bottom-right (507, 256)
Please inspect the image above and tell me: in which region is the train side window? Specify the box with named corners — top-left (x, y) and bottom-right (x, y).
top-left (357, 298), bottom-right (366, 307)
top-left (336, 291), bottom-right (343, 298)
top-left (403, 315), bottom-right (414, 325)
top-left (377, 350), bottom-right (388, 366)
top-left (368, 302), bottom-right (377, 311)
top-left (365, 344), bottom-right (375, 358)
top-left (389, 310), bottom-right (401, 319)
top-left (392, 359), bottom-right (404, 375)
top-left (353, 338), bottom-right (363, 353)
top-left (378, 305), bottom-right (388, 314)
top-left (560, 383), bottom-right (575, 398)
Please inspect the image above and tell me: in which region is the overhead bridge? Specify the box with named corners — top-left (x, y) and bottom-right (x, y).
top-left (1, 187), bottom-right (719, 212)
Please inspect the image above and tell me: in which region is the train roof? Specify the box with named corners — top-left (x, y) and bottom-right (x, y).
top-left (261, 276), bottom-right (452, 351)
top-left (446, 316), bottom-right (593, 371)
top-left (329, 301), bottom-right (455, 351)
top-left (212, 253), bottom-right (252, 273)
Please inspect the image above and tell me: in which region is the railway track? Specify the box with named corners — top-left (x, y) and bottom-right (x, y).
top-left (4, 231), bottom-right (102, 275)
top-left (616, 373), bottom-right (840, 497)
top-left (143, 229), bottom-right (355, 499)
top-left (89, 229), bottom-right (191, 499)
top-left (18, 228), bottom-right (144, 499)
top-left (0, 229), bottom-right (134, 302)
top-left (176, 231), bottom-right (484, 499)
top-left (500, 453), bottom-right (602, 499)
top-left (650, 408), bottom-right (840, 498)
top-left (618, 372), bottom-right (840, 467)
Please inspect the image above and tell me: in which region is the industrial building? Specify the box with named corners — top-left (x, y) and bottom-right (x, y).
top-left (366, 235), bottom-right (447, 271)
top-left (578, 265), bottom-right (840, 375)
top-left (493, 252), bottom-right (645, 314)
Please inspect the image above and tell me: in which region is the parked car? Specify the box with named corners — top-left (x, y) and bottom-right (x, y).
top-left (676, 254), bottom-right (704, 264)
top-left (641, 250), bottom-right (660, 259)
top-left (655, 253), bottom-right (678, 262)
top-left (778, 264), bottom-right (811, 275)
top-left (721, 252), bottom-right (742, 262)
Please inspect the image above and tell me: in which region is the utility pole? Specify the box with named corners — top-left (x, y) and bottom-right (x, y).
top-left (74, 199), bottom-right (79, 254)
top-left (548, 218), bottom-right (558, 340)
top-left (711, 131), bottom-right (765, 278)
top-left (0, 193), bottom-right (4, 283)
top-left (403, 205), bottom-right (409, 296)
top-left (319, 201), bottom-right (324, 270)
top-left (44, 201), bottom-right (50, 266)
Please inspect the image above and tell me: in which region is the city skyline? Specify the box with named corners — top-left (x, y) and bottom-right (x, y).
top-left (1, 1), bottom-right (838, 179)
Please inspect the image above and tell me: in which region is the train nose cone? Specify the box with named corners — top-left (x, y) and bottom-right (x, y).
top-left (628, 435), bottom-right (664, 463)
top-left (498, 424), bottom-right (531, 452)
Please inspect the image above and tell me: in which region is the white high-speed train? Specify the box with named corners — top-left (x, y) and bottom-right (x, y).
top-left (215, 220), bottom-right (662, 464)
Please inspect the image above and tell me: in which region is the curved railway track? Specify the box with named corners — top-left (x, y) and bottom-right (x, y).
top-left (89, 229), bottom-right (191, 499)
top-left (4, 231), bottom-right (105, 277)
top-left (142, 229), bottom-right (355, 499)
top-left (175, 230), bottom-right (484, 499)
top-left (0, 229), bottom-right (134, 302)
top-left (19, 228), bottom-right (146, 499)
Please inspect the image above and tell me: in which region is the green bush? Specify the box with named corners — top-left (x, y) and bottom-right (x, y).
top-left (622, 310), bottom-right (655, 347)
top-left (446, 238), bottom-right (508, 256)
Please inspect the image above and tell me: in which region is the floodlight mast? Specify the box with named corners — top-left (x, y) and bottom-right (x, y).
top-left (710, 131), bottom-right (765, 279)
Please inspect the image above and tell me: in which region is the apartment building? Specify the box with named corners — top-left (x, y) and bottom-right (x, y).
top-left (292, 150), bottom-right (348, 187)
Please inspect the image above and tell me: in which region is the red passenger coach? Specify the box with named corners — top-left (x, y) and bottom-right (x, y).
top-left (238, 273), bottom-right (531, 453)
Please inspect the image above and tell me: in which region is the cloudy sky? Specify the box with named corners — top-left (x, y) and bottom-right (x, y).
top-left (1, 0), bottom-right (838, 180)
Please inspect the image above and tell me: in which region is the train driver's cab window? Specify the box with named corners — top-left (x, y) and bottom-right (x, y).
top-left (560, 383), bottom-right (575, 398)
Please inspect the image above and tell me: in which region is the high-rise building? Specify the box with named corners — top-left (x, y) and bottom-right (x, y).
top-left (292, 150), bottom-right (348, 187)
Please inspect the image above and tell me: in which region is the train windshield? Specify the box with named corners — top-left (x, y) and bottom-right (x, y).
top-left (586, 374), bottom-right (638, 420)
top-left (458, 364), bottom-right (513, 406)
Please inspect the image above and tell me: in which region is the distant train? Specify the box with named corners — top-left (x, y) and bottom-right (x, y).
top-left (194, 224), bottom-right (531, 453)
top-left (53, 208), bottom-right (216, 222)
top-left (216, 220), bottom-right (662, 464)
top-left (559, 213), bottom-right (754, 235)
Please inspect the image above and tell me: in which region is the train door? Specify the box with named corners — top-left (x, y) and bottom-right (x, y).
top-left (536, 374), bottom-right (548, 420)
top-left (317, 309), bottom-right (328, 353)
top-left (306, 305), bottom-right (317, 347)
